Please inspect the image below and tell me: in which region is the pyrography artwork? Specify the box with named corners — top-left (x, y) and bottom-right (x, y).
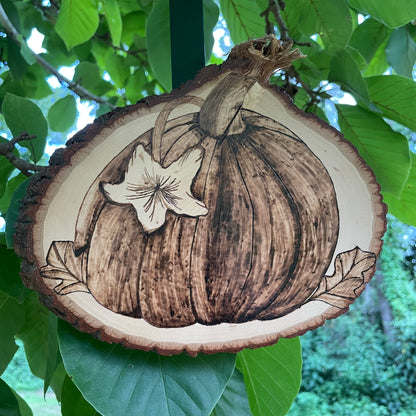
top-left (15, 37), bottom-right (386, 355)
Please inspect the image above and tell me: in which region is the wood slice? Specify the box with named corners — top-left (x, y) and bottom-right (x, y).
top-left (15, 37), bottom-right (386, 355)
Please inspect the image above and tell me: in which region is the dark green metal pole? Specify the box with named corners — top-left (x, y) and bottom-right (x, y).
top-left (169, 0), bottom-right (205, 89)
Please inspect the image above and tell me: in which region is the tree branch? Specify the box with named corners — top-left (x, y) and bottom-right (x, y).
top-left (261, 1), bottom-right (312, 46)
top-left (0, 4), bottom-right (116, 109)
top-left (0, 134), bottom-right (47, 176)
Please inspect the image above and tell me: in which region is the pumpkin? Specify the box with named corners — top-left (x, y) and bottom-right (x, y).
top-left (16, 37), bottom-right (386, 354)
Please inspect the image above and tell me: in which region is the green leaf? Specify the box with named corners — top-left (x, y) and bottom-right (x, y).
top-left (0, 139), bottom-right (18, 198)
top-left (363, 36), bottom-right (389, 77)
top-left (386, 27), bottom-right (416, 79)
top-left (19, 43), bottom-right (36, 66)
top-left (105, 55), bottom-right (130, 88)
top-left (219, 0), bottom-right (264, 45)
top-left (11, 388), bottom-right (33, 416)
top-left (348, 0), bottom-right (416, 28)
top-left (73, 62), bottom-right (113, 97)
top-left (0, 245), bottom-right (26, 303)
top-left (103, 0), bottom-right (123, 47)
top-left (383, 153), bottom-right (416, 226)
top-left (237, 338), bottom-right (302, 416)
top-left (211, 369), bottom-right (252, 416)
top-left (146, 0), bottom-right (171, 91)
top-left (43, 314), bottom-right (60, 395)
top-left (0, 174), bottom-right (27, 215)
top-left (122, 11), bottom-right (147, 45)
top-left (337, 104), bottom-right (411, 196)
top-left (17, 292), bottom-right (59, 384)
top-left (125, 68), bottom-right (147, 103)
top-left (6, 38), bottom-right (28, 81)
top-left (55, 0), bottom-right (99, 50)
top-left (5, 178), bottom-right (30, 249)
top-left (0, 378), bottom-right (20, 416)
top-left (0, 292), bottom-right (25, 375)
top-left (349, 18), bottom-right (390, 64)
top-left (20, 66), bottom-right (52, 100)
top-left (2, 93), bottom-right (48, 162)
top-left (61, 376), bottom-right (100, 416)
top-left (49, 360), bottom-right (68, 402)
top-left (366, 75), bottom-right (416, 132)
top-left (203, 0), bottom-right (220, 63)
top-left (48, 95), bottom-right (77, 132)
top-left (58, 320), bottom-right (236, 416)
top-left (286, 0), bottom-right (352, 52)
top-left (329, 49), bottom-right (370, 103)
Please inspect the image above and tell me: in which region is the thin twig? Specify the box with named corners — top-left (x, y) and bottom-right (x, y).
top-left (0, 3), bottom-right (116, 109)
top-left (263, 0), bottom-right (312, 46)
top-left (0, 134), bottom-right (47, 176)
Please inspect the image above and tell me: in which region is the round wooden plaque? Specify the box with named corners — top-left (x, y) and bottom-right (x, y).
top-left (15, 38), bottom-right (386, 355)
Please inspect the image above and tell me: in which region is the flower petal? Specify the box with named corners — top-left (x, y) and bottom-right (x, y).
top-left (165, 192), bottom-right (208, 218)
top-left (131, 196), bottom-right (168, 233)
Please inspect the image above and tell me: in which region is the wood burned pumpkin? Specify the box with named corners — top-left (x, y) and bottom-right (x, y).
top-left (15, 37), bottom-right (386, 355)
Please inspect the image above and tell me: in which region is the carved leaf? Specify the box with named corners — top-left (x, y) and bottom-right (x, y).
top-left (40, 241), bottom-right (88, 295)
top-left (310, 247), bottom-right (376, 309)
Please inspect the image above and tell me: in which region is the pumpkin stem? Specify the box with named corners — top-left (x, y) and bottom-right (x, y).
top-left (227, 36), bottom-right (305, 84)
top-left (199, 37), bottom-right (304, 139)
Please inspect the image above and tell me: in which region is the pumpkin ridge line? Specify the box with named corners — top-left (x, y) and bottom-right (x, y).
top-left (224, 137), bottom-right (255, 321)
top-left (244, 134), bottom-right (302, 300)
top-left (242, 109), bottom-right (303, 142)
top-left (229, 134), bottom-right (301, 321)
top-left (189, 139), bottom-right (219, 324)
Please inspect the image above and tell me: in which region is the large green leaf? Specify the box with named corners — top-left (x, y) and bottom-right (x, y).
top-left (73, 62), bottom-right (113, 97)
top-left (365, 75), bottom-right (416, 132)
top-left (61, 376), bottom-right (100, 416)
top-left (0, 174), bottom-right (27, 215)
top-left (237, 338), bottom-right (302, 416)
top-left (103, 0), bottom-right (123, 47)
top-left (0, 139), bottom-right (18, 198)
top-left (384, 153), bottom-right (416, 226)
top-left (105, 55), bottom-right (130, 88)
top-left (11, 388), bottom-right (33, 416)
top-left (385, 27), bottom-right (416, 78)
top-left (0, 378), bottom-right (20, 416)
top-left (146, 0), bottom-right (171, 91)
top-left (6, 38), bottom-right (29, 81)
top-left (349, 18), bottom-right (390, 64)
top-left (337, 104), bottom-right (410, 196)
top-left (124, 68), bottom-right (147, 103)
top-left (203, 0), bottom-right (220, 62)
top-left (348, 0), bottom-right (416, 28)
top-left (211, 369), bottom-right (252, 416)
top-left (122, 11), bottom-right (147, 45)
top-left (329, 49), bottom-right (370, 103)
top-left (58, 321), bottom-right (236, 416)
top-left (47, 95), bottom-right (77, 133)
top-left (2, 93), bottom-right (48, 163)
top-left (5, 178), bottom-right (30, 249)
top-left (56, 0), bottom-right (99, 50)
top-left (219, 0), bottom-right (264, 45)
top-left (0, 245), bottom-right (26, 303)
top-left (17, 292), bottom-right (60, 388)
top-left (0, 292), bottom-right (25, 375)
top-left (363, 36), bottom-right (389, 77)
top-left (285, 0), bottom-right (352, 52)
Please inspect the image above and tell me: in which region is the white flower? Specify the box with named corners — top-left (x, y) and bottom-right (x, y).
top-left (102, 144), bottom-right (208, 233)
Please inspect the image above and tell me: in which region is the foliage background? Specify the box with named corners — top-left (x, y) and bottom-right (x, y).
top-left (0, 0), bottom-right (415, 415)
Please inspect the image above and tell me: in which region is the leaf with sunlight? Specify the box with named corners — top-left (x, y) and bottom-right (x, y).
top-left (237, 338), bottom-right (302, 416)
top-left (58, 321), bottom-right (236, 416)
